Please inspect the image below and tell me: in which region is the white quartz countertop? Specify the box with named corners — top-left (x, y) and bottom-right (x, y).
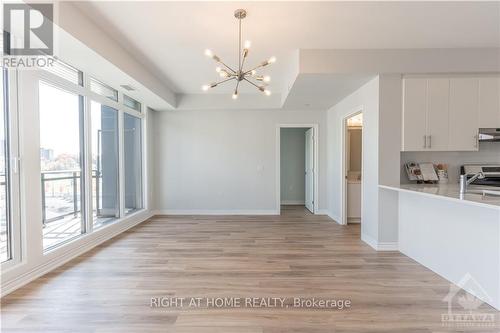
top-left (379, 183), bottom-right (500, 210)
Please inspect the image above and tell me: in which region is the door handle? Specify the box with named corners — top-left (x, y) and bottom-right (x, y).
top-left (11, 157), bottom-right (19, 174)
top-left (428, 135), bottom-right (432, 149)
top-left (423, 135), bottom-right (427, 148)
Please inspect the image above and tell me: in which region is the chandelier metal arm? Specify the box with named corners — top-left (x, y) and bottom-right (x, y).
top-left (215, 76), bottom-right (236, 86)
top-left (238, 15), bottom-right (242, 72)
top-left (234, 79), bottom-right (241, 95)
top-left (243, 77), bottom-right (263, 91)
top-left (218, 60), bottom-right (238, 75)
top-left (240, 51), bottom-right (248, 73)
top-left (243, 63), bottom-right (265, 76)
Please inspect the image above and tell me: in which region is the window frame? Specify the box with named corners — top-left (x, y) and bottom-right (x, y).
top-left (36, 66), bottom-right (147, 251)
top-left (0, 61), bottom-right (151, 285)
top-left (38, 79), bottom-right (87, 252)
top-left (1, 69), bottom-right (22, 271)
top-left (123, 94), bottom-right (142, 113)
top-left (122, 112), bottom-right (144, 215)
top-left (88, 99), bottom-right (121, 231)
top-left (0, 59), bottom-right (149, 265)
top-left (89, 77), bottom-right (119, 102)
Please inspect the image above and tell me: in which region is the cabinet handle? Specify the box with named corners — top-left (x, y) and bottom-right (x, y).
top-left (428, 135), bottom-right (432, 149)
top-left (423, 135), bottom-right (427, 148)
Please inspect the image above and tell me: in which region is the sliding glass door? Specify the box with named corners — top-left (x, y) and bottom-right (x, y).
top-left (123, 113), bottom-right (143, 214)
top-left (91, 101), bottom-right (119, 229)
top-left (39, 81), bottom-right (85, 250)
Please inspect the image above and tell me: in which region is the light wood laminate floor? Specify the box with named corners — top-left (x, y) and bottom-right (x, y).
top-left (1, 206), bottom-right (498, 332)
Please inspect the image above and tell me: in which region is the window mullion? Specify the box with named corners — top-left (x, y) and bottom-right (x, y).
top-left (83, 73), bottom-right (93, 234)
top-left (118, 109), bottom-right (125, 218)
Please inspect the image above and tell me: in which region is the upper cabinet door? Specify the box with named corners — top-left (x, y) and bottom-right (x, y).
top-left (479, 77), bottom-right (500, 128)
top-left (402, 78), bottom-right (427, 151)
top-left (426, 78), bottom-right (449, 151)
top-left (449, 78), bottom-right (480, 151)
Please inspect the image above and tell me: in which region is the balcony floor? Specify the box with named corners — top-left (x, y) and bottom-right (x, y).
top-left (43, 214), bottom-right (116, 250)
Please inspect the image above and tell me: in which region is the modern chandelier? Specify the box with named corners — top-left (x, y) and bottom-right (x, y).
top-left (202, 9), bottom-right (276, 99)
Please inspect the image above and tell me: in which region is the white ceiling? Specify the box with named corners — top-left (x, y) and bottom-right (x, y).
top-left (72, 1), bottom-right (500, 108)
top-left (283, 74), bottom-right (374, 110)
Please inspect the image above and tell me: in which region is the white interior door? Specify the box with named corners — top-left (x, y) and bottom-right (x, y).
top-left (304, 128), bottom-right (314, 213)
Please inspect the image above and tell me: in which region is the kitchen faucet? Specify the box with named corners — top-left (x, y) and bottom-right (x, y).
top-left (459, 172), bottom-right (485, 195)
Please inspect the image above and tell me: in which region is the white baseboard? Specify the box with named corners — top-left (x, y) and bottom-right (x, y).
top-left (377, 242), bottom-right (399, 251)
top-left (324, 211), bottom-right (340, 224)
top-left (155, 209), bottom-right (333, 217)
top-left (347, 217), bottom-right (361, 223)
top-left (1, 210), bottom-right (153, 298)
top-left (153, 209), bottom-right (280, 216)
top-left (280, 200), bottom-right (305, 205)
top-left (361, 233), bottom-right (398, 251)
top-left (361, 233), bottom-right (378, 250)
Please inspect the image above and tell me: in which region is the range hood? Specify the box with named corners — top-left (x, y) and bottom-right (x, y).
top-left (479, 128), bottom-right (500, 142)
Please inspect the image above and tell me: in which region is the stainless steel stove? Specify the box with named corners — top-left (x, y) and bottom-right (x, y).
top-left (460, 164), bottom-right (500, 187)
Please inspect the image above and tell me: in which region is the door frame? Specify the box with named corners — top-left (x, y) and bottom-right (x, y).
top-left (341, 109), bottom-right (363, 225)
top-left (276, 124), bottom-right (319, 214)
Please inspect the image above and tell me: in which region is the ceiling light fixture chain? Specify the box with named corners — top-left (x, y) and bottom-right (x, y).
top-left (202, 9), bottom-right (275, 99)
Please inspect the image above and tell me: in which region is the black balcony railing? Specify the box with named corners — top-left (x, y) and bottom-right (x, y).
top-left (41, 170), bottom-right (100, 225)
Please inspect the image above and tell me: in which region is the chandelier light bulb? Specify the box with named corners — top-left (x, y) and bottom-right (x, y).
top-left (202, 85), bottom-right (210, 91)
top-left (219, 70), bottom-right (229, 78)
top-left (215, 67), bottom-right (221, 73)
top-left (264, 89), bottom-right (271, 96)
top-left (268, 56), bottom-right (276, 64)
top-left (232, 91), bottom-right (239, 99)
top-left (244, 40), bottom-right (252, 49)
top-left (204, 49), bottom-right (213, 57)
top-left (263, 76), bottom-right (271, 82)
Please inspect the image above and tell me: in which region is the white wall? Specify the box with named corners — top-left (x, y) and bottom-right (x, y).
top-left (327, 77), bottom-right (380, 236)
top-left (377, 75), bottom-right (402, 244)
top-left (147, 109), bottom-right (156, 210)
top-left (327, 75), bottom-right (401, 247)
top-left (280, 128), bottom-right (307, 204)
top-left (152, 109), bottom-right (327, 214)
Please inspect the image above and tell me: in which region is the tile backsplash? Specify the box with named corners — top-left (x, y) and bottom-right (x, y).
top-left (401, 142), bottom-right (500, 184)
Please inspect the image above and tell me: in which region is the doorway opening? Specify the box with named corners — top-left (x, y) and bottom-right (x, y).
top-left (342, 112), bottom-right (363, 225)
top-left (277, 124), bottom-right (318, 215)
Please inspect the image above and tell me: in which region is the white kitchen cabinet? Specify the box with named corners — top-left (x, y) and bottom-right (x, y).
top-left (479, 77), bottom-right (500, 128)
top-left (402, 75), bottom-right (496, 152)
top-left (402, 77), bottom-right (449, 151)
top-left (448, 78), bottom-right (479, 151)
top-left (426, 78), bottom-right (450, 151)
top-left (402, 78), bottom-right (427, 151)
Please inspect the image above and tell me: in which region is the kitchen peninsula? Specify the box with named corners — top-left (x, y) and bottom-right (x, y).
top-left (381, 183), bottom-right (500, 310)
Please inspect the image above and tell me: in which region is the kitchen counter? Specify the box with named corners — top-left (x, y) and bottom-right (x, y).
top-left (379, 183), bottom-right (500, 210)
top-left (383, 182), bottom-right (500, 310)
